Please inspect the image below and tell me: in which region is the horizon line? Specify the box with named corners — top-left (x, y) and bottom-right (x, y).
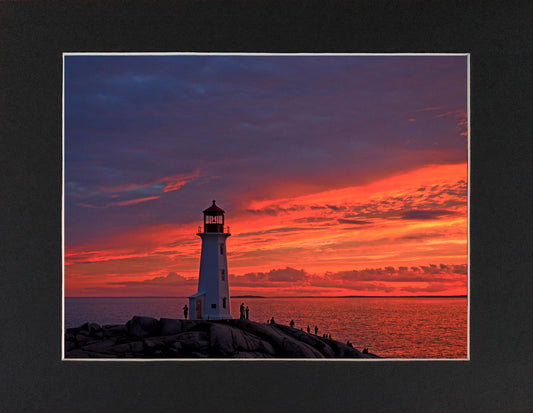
top-left (65, 295), bottom-right (467, 299)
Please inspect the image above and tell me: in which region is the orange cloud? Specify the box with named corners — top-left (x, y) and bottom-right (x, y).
top-left (67, 265), bottom-right (467, 297)
top-left (113, 196), bottom-right (161, 207)
top-left (98, 170), bottom-right (202, 195)
top-left (65, 163), bottom-right (467, 297)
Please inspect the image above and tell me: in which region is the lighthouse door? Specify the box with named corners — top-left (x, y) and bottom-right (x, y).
top-left (195, 298), bottom-right (202, 319)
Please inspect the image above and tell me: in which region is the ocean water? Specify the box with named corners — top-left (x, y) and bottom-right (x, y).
top-left (64, 296), bottom-right (468, 359)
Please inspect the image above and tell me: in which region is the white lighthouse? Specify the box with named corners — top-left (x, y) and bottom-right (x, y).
top-left (188, 200), bottom-right (232, 320)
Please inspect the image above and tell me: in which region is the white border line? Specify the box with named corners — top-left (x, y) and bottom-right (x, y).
top-left (466, 53), bottom-right (471, 361)
top-left (62, 52), bottom-right (470, 362)
top-left (62, 53), bottom-right (66, 360)
top-left (63, 52), bottom-right (469, 57)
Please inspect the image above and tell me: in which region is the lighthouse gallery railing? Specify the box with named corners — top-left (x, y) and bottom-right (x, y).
top-left (198, 226), bottom-right (230, 233)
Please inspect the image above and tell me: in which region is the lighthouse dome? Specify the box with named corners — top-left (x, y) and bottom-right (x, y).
top-left (203, 200), bottom-right (225, 215)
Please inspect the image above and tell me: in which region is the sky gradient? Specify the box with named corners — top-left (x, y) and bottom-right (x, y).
top-left (64, 54), bottom-right (468, 297)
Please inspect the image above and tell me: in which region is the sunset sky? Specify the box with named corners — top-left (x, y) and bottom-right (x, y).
top-left (64, 54), bottom-right (468, 297)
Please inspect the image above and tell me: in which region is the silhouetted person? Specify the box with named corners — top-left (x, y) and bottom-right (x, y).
top-left (267, 319), bottom-right (270, 324)
top-left (328, 334), bottom-right (331, 339)
top-left (183, 304), bottom-right (188, 319)
top-left (270, 317), bottom-right (275, 324)
top-left (363, 348), bottom-right (368, 354)
top-left (240, 303), bottom-right (245, 320)
top-left (290, 320), bottom-right (295, 328)
top-left (314, 326), bottom-right (318, 335)
top-left (307, 325), bottom-right (310, 333)
top-left (245, 306), bottom-right (249, 320)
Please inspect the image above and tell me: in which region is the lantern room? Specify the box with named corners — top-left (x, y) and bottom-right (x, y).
top-left (203, 200), bottom-right (225, 233)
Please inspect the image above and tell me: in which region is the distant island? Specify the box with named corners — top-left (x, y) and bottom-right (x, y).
top-left (232, 295), bottom-right (266, 298)
top-left (65, 316), bottom-right (380, 359)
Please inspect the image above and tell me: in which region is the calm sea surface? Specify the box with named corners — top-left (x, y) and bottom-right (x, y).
top-left (64, 297), bottom-right (467, 359)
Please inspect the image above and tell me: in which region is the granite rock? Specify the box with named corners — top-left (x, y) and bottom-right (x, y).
top-left (64, 317), bottom-right (380, 359)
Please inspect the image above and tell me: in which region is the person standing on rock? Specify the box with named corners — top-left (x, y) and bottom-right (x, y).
top-left (314, 325), bottom-right (318, 335)
top-left (240, 303), bottom-right (245, 319)
top-left (290, 320), bottom-right (295, 328)
top-left (183, 304), bottom-right (188, 319)
top-left (307, 325), bottom-right (310, 333)
top-left (245, 306), bottom-right (249, 320)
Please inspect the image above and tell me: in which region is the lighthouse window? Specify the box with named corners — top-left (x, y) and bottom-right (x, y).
top-left (222, 297), bottom-right (227, 308)
top-left (221, 269), bottom-right (225, 281)
top-left (211, 303), bottom-right (217, 309)
top-left (220, 244), bottom-right (224, 255)
top-left (206, 215), bottom-right (223, 225)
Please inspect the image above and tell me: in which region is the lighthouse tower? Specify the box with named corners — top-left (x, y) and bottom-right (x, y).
top-left (188, 200), bottom-right (232, 320)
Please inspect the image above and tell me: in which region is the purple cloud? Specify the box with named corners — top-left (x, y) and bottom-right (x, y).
top-left (65, 54), bottom-right (467, 246)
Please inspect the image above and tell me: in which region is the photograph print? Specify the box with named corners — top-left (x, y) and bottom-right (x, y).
top-left (63, 53), bottom-right (468, 360)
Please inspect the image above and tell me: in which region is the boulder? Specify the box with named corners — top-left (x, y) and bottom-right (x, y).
top-left (209, 323), bottom-right (275, 357)
top-left (65, 349), bottom-right (91, 358)
top-left (232, 351), bottom-right (275, 358)
top-left (159, 318), bottom-right (182, 336)
top-left (170, 342), bottom-right (183, 351)
top-left (75, 332), bottom-right (92, 343)
top-left (80, 322), bottom-right (102, 335)
top-left (190, 352), bottom-right (209, 358)
top-left (208, 323), bottom-right (235, 355)
top-left (327, 340), bottom-right (365, 358)
top-left (65, 340), bottom-right (76, 352)
top-left (173, 331), bottom-right (210, 355)
top-left (230, 319), bottom-right (284, 342)
top-left (278, 335), bottom-right (325, 358)
top-left (130, 341), bottom-right (145, 354)
top-left (273, 324), bottom-right (335, 358)
top-left (127, 316), bottom-right (159, 338)
top-left (87, 352), bottom-right (118, 358)
top-left (143, 337), bottom-right (167, 352)
top-left (185, 320), bottom-right (212, 332)
top-left (106, 342), bottom-right (137, 355)
top-left (65, 332), bottom-right (76, 342)
top-left (64, 318), bottom-right (380, 359)
top-left (180, 320), bottom-right (199, 332)
top-left (103, 325), bottom-right (128, 337)
top-left (230, 320), bottom-right (324, 358)
top-left (81, 338), bottom-right (118, 353)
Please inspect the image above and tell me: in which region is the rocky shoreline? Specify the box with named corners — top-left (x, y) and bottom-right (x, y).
top-left (65, 316), bottom-right (380, 359)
